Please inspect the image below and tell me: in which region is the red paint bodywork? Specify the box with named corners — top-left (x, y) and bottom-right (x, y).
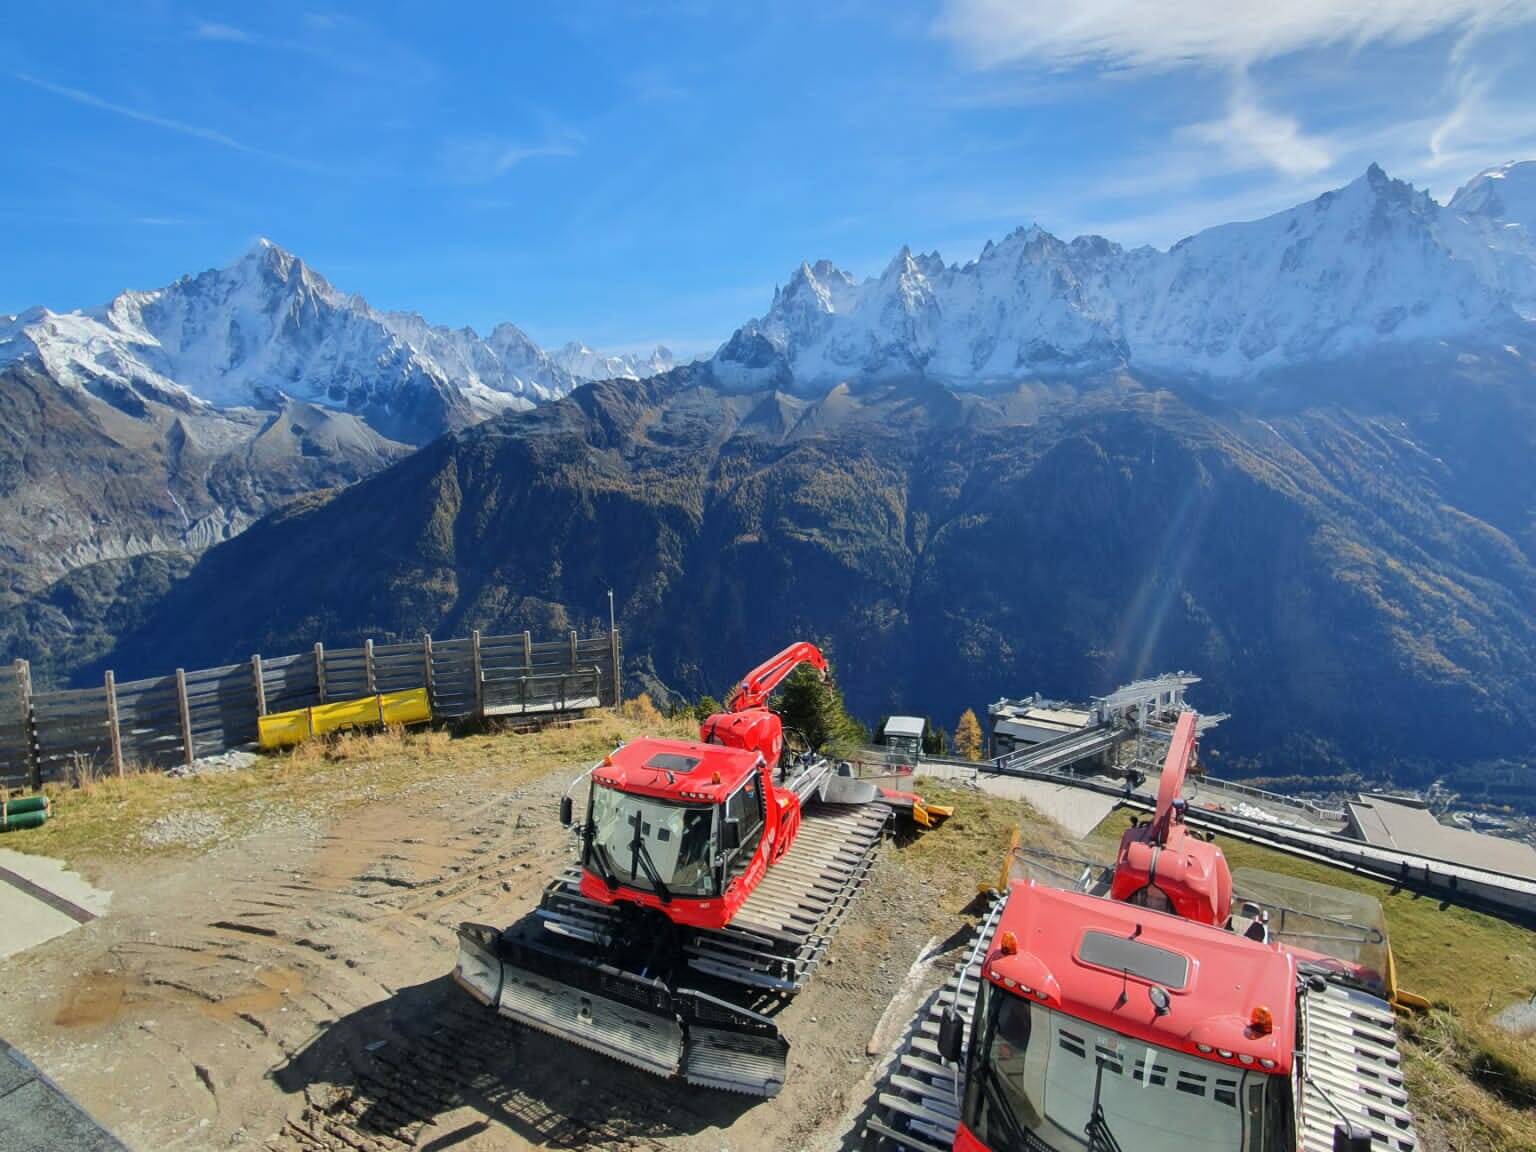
top-left (576, 736), bottom-right (805, 930)
top-left (1110, 711), bottom-right (1233, 925)
top-left (574, 643), bottom-right (831, 933)
top-left (955, 710), bottom-right (1307, 1151)
top-left (984, 880), bottom-right (1297, 1074)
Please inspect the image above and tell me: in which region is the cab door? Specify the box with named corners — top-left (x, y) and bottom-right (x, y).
top-left (722, 773), bottom-right (767, 884)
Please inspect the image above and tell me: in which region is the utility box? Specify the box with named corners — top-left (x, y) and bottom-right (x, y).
top-left (882, 715), bottom-right (926, 759)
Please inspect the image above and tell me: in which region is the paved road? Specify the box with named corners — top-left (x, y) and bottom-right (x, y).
top-left (0, 1037), bottom-right (126, 1152)
top-left (912, 761), bottom-right (1121, 838)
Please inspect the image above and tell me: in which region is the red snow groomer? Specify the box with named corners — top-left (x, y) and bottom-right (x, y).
top-left (870, 711), bottom-right (1418, 1152)
top-left (456, 642), bottom-right (950, 1096)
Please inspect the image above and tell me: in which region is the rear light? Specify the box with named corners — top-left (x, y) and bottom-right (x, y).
top-left (1197, 1044), bottom-right (1213, 1053)
top-left (1218, 1049), bottom-right (1234, 1059)
top-left (1238, 1054), bottom-right (1254, 1065)
top-left (1260, 1058), bottom-right (1276, 1069)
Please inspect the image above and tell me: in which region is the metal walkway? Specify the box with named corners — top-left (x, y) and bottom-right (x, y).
top-left (991, 723), bottom-right (1124, 777)
top-left (1299, 982), bottom-right (1417, 1152)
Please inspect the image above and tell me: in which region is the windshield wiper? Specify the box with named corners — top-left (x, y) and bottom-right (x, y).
top-left (1085, 1061), bottom-right (1126, 1152)
top-left (978, 1062), bottom-right (1030, 1151)
top-left (624, 812), bottom-right (673, 904)
top-left (631, 834), bottom-right (673, 904)
top-left (586, 837), bottom-right (620, 890)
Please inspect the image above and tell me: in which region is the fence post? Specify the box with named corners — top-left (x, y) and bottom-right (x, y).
top-left (104, 670), bottom-right (124, 778)
top-left (15, 660), bottom-right (39, 791)
top-left (175, 668), bottom-right (194, 768)
top-left (364, 639), bottom-right (377, 695)
top-left (609, 627), bottom-right (622, 708)
top-left (471, 630), bottom-right (485, 721)
top-left (314, 643), bottom-right (328, 704)
top-left (522, 631), bottom-right (532, 674)
top-left (422, 634), bottom-right (435, 701)
top-left (569, 630), bottom-right (579, 671)
top-left (252, 654), bottom-right (268, 719)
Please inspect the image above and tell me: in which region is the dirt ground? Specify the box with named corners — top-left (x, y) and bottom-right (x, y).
top-left (0, 727), bottom-right (1020, 1152)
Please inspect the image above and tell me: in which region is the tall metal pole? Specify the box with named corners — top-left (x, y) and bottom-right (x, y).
top-left (607, 589), bottom-right (615, 636)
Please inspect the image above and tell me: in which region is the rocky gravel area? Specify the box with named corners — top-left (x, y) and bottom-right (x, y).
top-left (0, 749), bottom-right (1001, 1152)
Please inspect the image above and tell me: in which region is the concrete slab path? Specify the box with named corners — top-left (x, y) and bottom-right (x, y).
top-left (0, 848), bottom-right (111, 960)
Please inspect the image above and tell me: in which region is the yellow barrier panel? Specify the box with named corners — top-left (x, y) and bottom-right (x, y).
top-left (311, 695), bottom-right (384, 736)
top-left (259, 689), bottom-right (432, 750)
top-left (379, 688), bottom-right (431, 726)
top-left (258, 708), bottom-right (313, 750)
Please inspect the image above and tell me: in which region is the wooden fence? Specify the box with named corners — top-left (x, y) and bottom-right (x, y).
top-left (0, 629), bottom-right (621, 791)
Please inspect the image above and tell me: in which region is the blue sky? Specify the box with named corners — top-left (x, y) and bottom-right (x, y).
top-left (4, 1), bottom-right (1536, 356)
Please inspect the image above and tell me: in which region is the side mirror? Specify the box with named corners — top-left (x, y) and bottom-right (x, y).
top-left (559, 796), bottom-right (573, 827)
top-left (937, 1007), bottom-right (964, 1064)
top-left (722, 819), bottom-right (742, 851)
top-left (1333, 1125), bottom-right (1371, 1152)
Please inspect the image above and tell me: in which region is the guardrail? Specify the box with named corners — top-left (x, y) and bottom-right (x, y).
top-left (1186, 773), bottom-right (1346, 822)
top-left (950, 742), bottom-right (1533, 925)
top-left (1, 628), bottom-right (621, 791)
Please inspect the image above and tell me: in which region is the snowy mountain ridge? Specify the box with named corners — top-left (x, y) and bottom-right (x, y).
top-left (716, 161), bottom-right (1536, 388)
top-left (0, 240), bottom-right (674, 445)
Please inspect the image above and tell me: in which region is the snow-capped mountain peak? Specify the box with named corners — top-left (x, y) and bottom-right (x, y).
top-left (0, 241), bottom-right (675, 444)
top-left (1450, 160), bottom-right (1536, 228)
top-left (715, 160), bottom-right (1536, 388)
top-left (549, 340), bottom-right (675, 382)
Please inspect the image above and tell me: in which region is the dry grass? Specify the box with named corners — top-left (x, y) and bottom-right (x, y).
top-left (900, 779), bottom-right (1082, 913)
top-left (9, 711), bottom-right (694, 861)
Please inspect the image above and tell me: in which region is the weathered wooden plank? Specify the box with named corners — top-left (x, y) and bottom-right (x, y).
top-left (260, 658), bottom-right (311, 676)
top-left (182, 663), bottom-right (246, 685)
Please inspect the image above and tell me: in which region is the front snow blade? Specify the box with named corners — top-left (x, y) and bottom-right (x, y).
top-left (683, 1026), bottom-right (788, 1097)
top-left (496, 961), bottom-right (687, 1080)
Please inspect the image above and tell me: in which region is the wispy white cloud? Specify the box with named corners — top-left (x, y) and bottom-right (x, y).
top-left (10, 70), bottom-right (264, 156)
top-left (1185, 74), bottom-right (1333, 177)
top-left (936, 0), bottom-right (1536, 70)
top-left (626, 67), bottom-right (690, 103)
top-left (186, 13), bottom-right (435, 84)
top-left (1430, 69), bottom-right (1491, 164)
top-left (191, 21), bottom-right (254, 43)
top-left (438, 135), bottom-right (584, 184)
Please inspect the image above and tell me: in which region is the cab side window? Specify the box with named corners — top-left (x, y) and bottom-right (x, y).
top-left (724, 776), bottom-right (766, 880)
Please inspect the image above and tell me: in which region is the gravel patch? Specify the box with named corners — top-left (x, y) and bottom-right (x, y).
top-left (166, 749), bottom-right (260, 778)
top-left (141, 811), bottom-right (227, 847)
